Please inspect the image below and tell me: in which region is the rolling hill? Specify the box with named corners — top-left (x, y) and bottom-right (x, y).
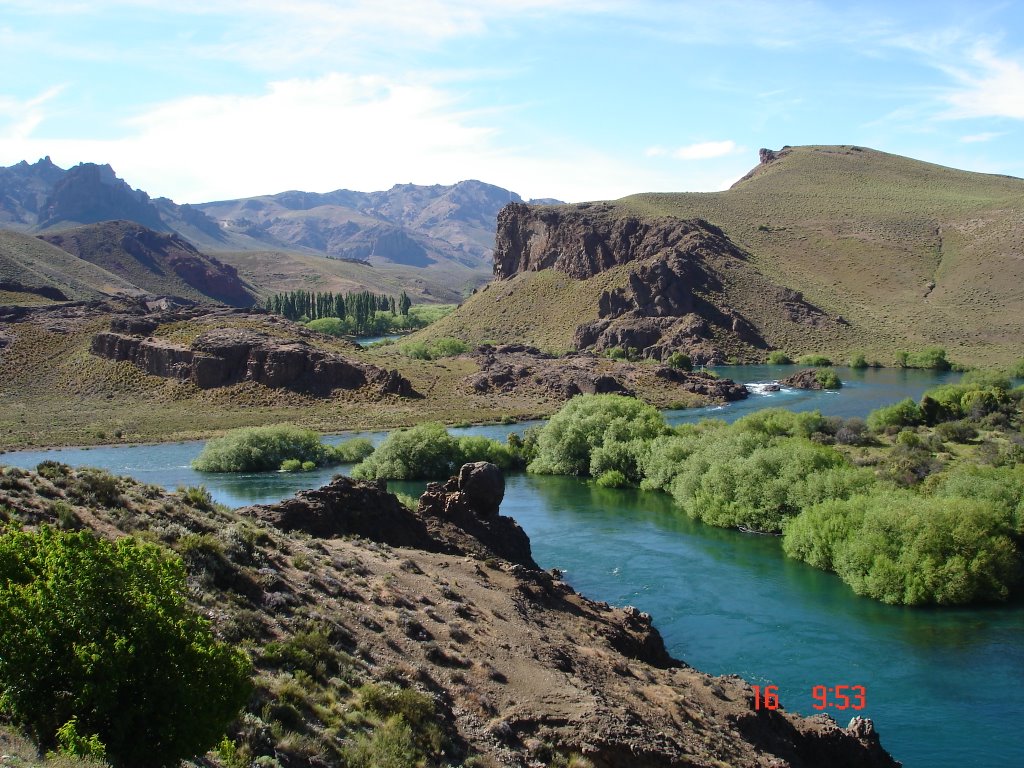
top-left (422, 145), bottom-right (1024, 366)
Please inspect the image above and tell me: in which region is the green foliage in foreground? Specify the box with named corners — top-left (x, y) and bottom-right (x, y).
top-left (1011, 358), bottom-right (1024, 379)
top-left (530, 393), bottom-right (1023, 605)
top-left (0, 526), bottom-right (251, 766)
top-left (351, 423), bottom-right (519, 480)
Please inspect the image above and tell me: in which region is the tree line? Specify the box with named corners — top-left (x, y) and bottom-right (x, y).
top-left (263, 289), bottom-right (413, 333)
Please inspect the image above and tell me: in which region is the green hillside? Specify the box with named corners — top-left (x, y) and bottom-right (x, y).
top-left (0, 229), bottom-right (139, 300)
top-left (621, 145), bottom-right (1024, 365)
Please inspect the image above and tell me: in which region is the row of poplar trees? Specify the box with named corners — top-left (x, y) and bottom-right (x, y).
top-left (264, 289), bottom-right (413, 333)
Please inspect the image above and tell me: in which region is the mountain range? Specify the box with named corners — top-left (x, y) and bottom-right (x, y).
top-left (0, 157), bottom-right (558, 273)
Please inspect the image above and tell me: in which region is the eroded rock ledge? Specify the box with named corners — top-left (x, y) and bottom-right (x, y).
top-left (91, 323), bottom-right (418, 397)
top-left (466, 343), bottom-right (748, 403)
top-left (238, 463), bottom-right (899, 768)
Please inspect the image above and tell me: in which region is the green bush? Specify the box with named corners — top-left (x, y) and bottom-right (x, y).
top-left (766, 351), bottom-right (793, 365)
top-left (605, 347), bottom-right (626, 360)
top-left (0, 527), bottom-right (251, 765)
top-left (665, 352), bottom-right (693, 371)
top-left (280, 459), bottom-right (302, 472)
top-left (329, 437), bottom-right (376, 464)
top-left (734, 408), bottom-right (825, 438)
top-left (798, 354), bottom-right (832, 366)
top-left (595, 470), bottom-right (628, 488)
top-left (1009, 358), bottom-right (1024, 379)
top-left (849, 352), bottom-right (868, 369)
top-left (867, 398), bottom-right (923, 431)
top-left (528, 395), bottom-right (669, 477)
top-left (399, 337), bottom-right (468, 360)
top-left (300, 460), bottom-right (316, 472)
top-left (898, 347), bottom-right (952, 370)
top-left (305, 317), bottom-right (349, 336)
top-left (193, 425), bottom-right (329, 472)
top-left (783, 490), bottom-right (1019, 605)
top-left (352, 423), bottom-right (461, 480)
top-left (815, 368), bottom-right (842, 389)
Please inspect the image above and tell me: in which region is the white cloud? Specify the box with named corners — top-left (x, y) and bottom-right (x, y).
top-left (1, 73), bottom-right (751, 203)
top-left (943, 47), bottom-right (1024, 120)
top-left (671, 140), bottom-right (739, 160)
top-left (644, 145), bottom-right (667, 157)
top-left (0, 85), bottom-right (65, 140)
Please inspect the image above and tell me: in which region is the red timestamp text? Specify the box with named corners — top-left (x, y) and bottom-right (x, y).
top-left (750, 684), bottom-right (867, 711)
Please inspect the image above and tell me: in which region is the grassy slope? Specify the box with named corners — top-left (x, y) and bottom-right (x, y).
top-left (622, 145), bottom-right (1024, 366)
top-left (423, 146), bottom-right (1023, 367)
top-left (0, 230), bottom-right (140, 300)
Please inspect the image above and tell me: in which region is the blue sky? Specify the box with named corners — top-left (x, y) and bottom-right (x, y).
top-left (1, 1), bottom-right (1022, 203)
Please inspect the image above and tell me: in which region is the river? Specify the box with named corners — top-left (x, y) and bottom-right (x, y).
top-left (3, 365), bottom-right (1022, 767)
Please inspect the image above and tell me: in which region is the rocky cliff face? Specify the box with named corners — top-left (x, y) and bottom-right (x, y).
top-left (37, 163), bottom-right (167, 231)
top-left (493, 203), bottom-right (836, 363)
top-left (91, 321), bottom-right (417, 396)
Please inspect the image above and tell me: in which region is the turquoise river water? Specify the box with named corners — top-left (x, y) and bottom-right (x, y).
top-left (3, 366), bottom-right (1022, 767)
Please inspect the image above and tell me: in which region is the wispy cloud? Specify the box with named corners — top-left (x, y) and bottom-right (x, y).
top-left (942, 46), bottom-right (1024, 120)
top-left (959, 131), bottom-right (1005, 143)
top-left (0, 85), bottom-right (65, 139)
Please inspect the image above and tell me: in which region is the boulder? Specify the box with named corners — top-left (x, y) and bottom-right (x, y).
top-left (457, 461), bottom-right (505, 517)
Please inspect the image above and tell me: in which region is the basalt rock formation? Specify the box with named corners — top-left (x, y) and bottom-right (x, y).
top-left (493, 202), bottom-right (836, 363)
top-left (466, 343), bottom-right (748, 403)
top-left (91, 322), bottom-right (417, 397)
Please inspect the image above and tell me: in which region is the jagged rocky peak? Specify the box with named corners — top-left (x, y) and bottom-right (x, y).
top-left (37, 162), bottom-right (165, 231)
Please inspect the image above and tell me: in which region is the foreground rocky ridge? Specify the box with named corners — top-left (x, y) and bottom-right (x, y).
top-left (493, 203), bottom-right (843, 364)
top-left (0, 461), bottom-right (900, 767)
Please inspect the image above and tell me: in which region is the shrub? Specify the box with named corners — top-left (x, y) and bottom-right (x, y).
top-left (178, 484), bottom-right (214, 511)
top-left (784, 490), bottom-right (1020, 605)
top-left (605, 347), bottom-right (626, 360)
top-left (798, 354), bottom-right (832, 366)
top-left (1010, 358), bottom-right (1024, 379)
top-left (352, 423), bottom-right (462, 480)
top-left (935, 419), bottom-right (978, 443)
top-left (899, 347), bottom-right (952, 370)
top-left (815, 368), bottom-right (842, 389)
top-left (867, 398), bottom-right (923, 431)
top-left (734, 408), bottom-right (825, 438)
top-left (595, 469), bottom-right (628, 488)
top-left (665, 352), bottom-right (692, 371)
top-left (849, 352), bottom-right (868, 369)
top-left (300, 460), bottom-right (316, 472)
top-left (0, 527), bottom-right (251, 766)
top-left (329, 437), bottom-right (376, 464)
top-left (400, 337), bottom-right (468, 360)
top-left (305, 317), bottom-right (348, 336)
top-left (456, 435), bottom-right (518, 471)
top-left (528, 395), bottom-right (669, 476)
top-left (192, 425), bottom-right (329, 472)
top-left (766, 351), bottom-right (793, 365)
top-left (280, 459), bottom-right (302, 472)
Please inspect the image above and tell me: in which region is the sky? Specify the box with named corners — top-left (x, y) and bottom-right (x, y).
top-left (1, 0), bottom-right (1022, 203)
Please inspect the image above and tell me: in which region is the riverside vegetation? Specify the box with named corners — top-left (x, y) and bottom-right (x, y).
top-left (345, 373), bottom-right (1024, 606)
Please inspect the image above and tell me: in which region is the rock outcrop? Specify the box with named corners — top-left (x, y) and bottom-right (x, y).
top-left (781, 368), bottom-right (830, 390)
top-left (466, 344), bottom-right (748, 403)
top-left (493, 203), bottom-right (834, 363)
top-left (3, 462), bottom-right (901, 768)
top-left (91, 323), bottom-right (418, 397)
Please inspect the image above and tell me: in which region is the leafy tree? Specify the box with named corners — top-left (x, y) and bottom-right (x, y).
top-left (528, 395), bottom-right (669, 476)
top-left (192, 424), bottom-right (330, 472)
top-left (766, 351), bottom-right (793, 365)
top-left (0, 526), bottom-right (251, 766)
